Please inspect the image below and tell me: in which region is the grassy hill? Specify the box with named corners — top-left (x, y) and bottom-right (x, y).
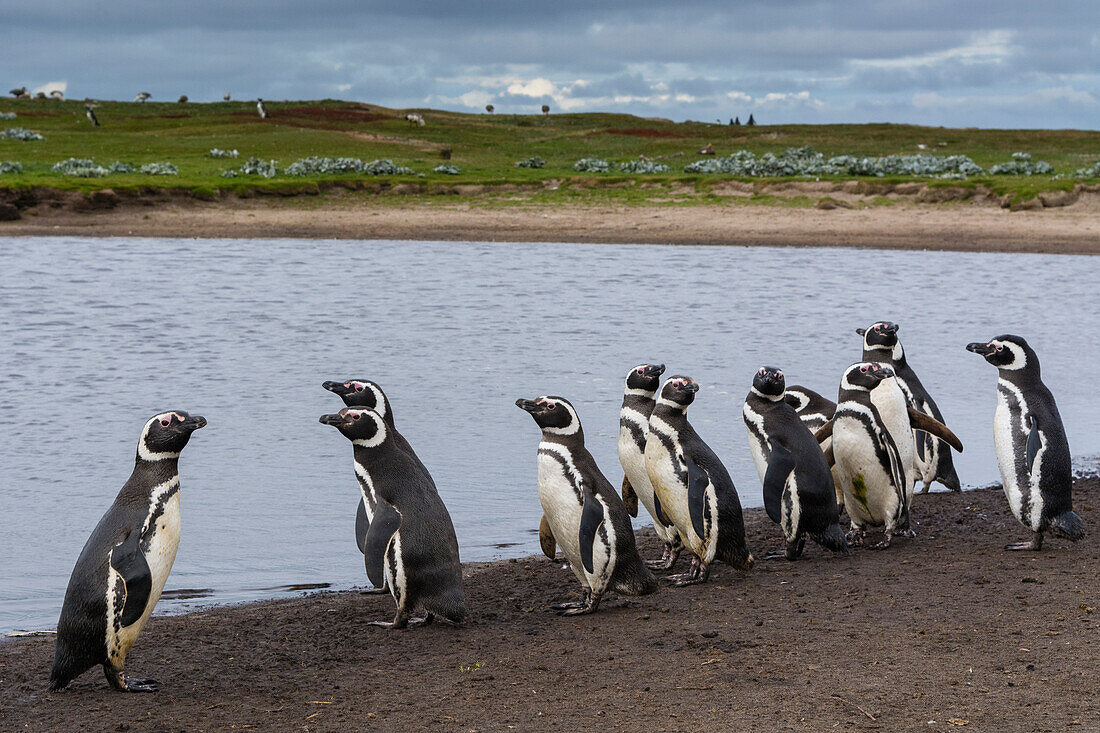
top-left (0, 98), bottom-right (1097, 200)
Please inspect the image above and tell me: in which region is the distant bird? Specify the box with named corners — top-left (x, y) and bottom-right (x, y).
top-left (134, 92), bottom-right (151, 102)
top-left (404, 112), bottom-right (424, 127)
top-left (177, 95), bottom-right (188, 103)
top-left (35, 92), bottom-right (46, 100)
top-left (698, 143), bottom-right (715, 155)
top-left (541, 104), bottom-right (550, 116)
top-left (9, 86), bottom-right (25, 97)
top-left (85, 104), bottom-right (100, 127)
top-left (485, 104), bottom-right (494, 114)
top-left (50, 90), bottom-right (65, 100)
top-left (224, 92), bottom-right (231, 101)
top-left (747, 113), bottom-right (756, 126)
top-left (256, 98), bottom-right (268, 119)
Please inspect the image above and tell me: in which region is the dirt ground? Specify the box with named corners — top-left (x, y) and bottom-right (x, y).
top-left (1, 477), bottom-right (1096, 732)
top-left (2, 188), bottom-right (1099, 254)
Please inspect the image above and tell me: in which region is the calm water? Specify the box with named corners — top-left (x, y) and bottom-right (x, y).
top-left (1, 237), bottom-right (1097, 632)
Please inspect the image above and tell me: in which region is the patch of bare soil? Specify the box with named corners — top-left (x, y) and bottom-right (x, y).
top-left (2, 478), bottom-right (1096, 732)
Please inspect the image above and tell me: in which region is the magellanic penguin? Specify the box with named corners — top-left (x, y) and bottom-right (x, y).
top-left (50, 411), bottom-right (207, 692)
top-left (517, 396), bottom-right (657, 615)
top-left (818, 363), bottom-right (962, 549)
top-left (967, 335), bottom-right (1085, 550)
top-left (743, 367), bottom-right (848, 560)
top-left (320, 407), bottom-right (467, 628)
top-left (617, 363), bottom-right (684, 570)
top-left (645, 376), bottom-right (753, 585)
top-left (323, 378), bottom-right (420, 591)
top-left (257, 98), bottom-right (269, 118)
top-left (859, 321), bottom-right (961, 493)
top-left (783, 384), bottom-right (843, 513)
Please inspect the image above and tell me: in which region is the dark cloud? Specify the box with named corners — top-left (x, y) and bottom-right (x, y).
top-left (3, 1), bottom-right (1097, 127)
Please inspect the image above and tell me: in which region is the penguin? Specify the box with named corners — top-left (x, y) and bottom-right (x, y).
top-left (645, 376), bottom-right (753, 585)
top-left (859, 321), bottom-right (961, 493)
top-left (85, 104), bottom-right (100, 127)
top-left (133, 92), bottom-right (150, 103)
top-left (322, 379), bottom-right (422, 587)
top-left (967, 335), bottom-right (1085, 550)
top-left (49, 411), bottom-right (207, 692)
top-left (257, 98), bottom-right (268, 119)
top-left (783, 384), bottom-right (843, 512)
top-left (817, 363), bottom-right (962, 549)
top-left (617, 363), bottom-right (683, 570)
top-left (517, 396), bottom-right (657, 615)
top-left (743, 367), bottom-right (848, 560)
top-left (319, 407), bottom-right (466, 628)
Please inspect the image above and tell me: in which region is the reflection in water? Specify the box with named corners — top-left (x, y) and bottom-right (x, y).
top-left (0, 237), bottom-right (1096, 632)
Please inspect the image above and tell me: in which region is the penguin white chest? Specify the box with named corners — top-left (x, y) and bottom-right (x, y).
top-left (742, 404), bottom-right (770, 483)
top-left (871, 379), bottom-right (915, 484)
top-left (832, 413), bottom-right (900, 526)
top-left (618, 424), bottom-right (649, 491)
top-left (106, 486), bottom-right (181, 664)
top-left (644, 433), bottom-right (694, 548)
top-left (994, 383), bottom-right (1036, 527)
top-left (537, 447), bottom-right (584, 566)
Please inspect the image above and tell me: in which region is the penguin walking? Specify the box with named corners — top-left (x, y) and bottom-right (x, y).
top-left (645, 376), bottom-right (753, 585)
top-left (859, 321), bottom-right (961, 493)
top-left (320, 407), bottom-right (466, 628)
top-left (617, 363), bottom-right (683, 570)
top-left (517, 396), bottom-right (657, 615)
top-left (256, 98), bottom-right (268, 119)
top-left (967, 335), bottom-right (1085, 550)
top-left (818, 363), bottom-right (962, 549)
top-left (743, 367), bottom-right (848, 560)
top-left (783, 384), bottom-right (843, 513)
top-left (85, 104), bottom-right (100, 127)
top-left (322, 379), bottom-right (421, 592)
top-left (50, 411), bottom-right (207, 692)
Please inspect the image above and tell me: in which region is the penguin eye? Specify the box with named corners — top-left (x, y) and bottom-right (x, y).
top-left (354, 384), bottom-right (364, 392)
top-left (352, 413), bottom-right (361, 420)
top-left (994, 344), bottom-right (1003, 352)
top-left (860, 365), bottom-right (869, 373)
top-left (160, 419), bottom-right (170, 426)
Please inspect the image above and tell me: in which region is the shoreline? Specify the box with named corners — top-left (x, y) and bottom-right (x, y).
top-left (2, 477), bottom-right (1096, 731)
top-left (1, 187), bottom-right (1099, 254)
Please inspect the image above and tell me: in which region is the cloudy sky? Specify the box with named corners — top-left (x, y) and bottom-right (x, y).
top-left (6, 1), bottom-right (1098, 128)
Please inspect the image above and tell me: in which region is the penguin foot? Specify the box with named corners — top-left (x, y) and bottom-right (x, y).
top-left (645, 546), bottom-right (681, 570)
top-left (867, 532), bottom-right (892, 551)
top-left (358, 587), bottom-right (389, 595)
top-left (406, 614), bottom-right (435, 628)
top-left (549, 599), bottom-right (586, 611)
top-left (919, 482), bottom-right (932, 494)
top-left (763, 550), bottom-right (787, 561)
top-left (1005, 539), bottom-right (1042, 551)
top-left (896, 529), bottom-right (917, 538)
top-left (105, 666), bottom-right (159, 693)
top-left (669, 574), bottom-right (707, 587)
top-left (845, 527), bottom-right (866, 547)
top-left (558, 602), bottom-right (599, 617)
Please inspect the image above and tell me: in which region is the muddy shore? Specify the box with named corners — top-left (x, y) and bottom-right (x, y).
top-left (1, 185), bottom-right (1099, 254)
top-left (2, 477), bottom-right (1096, 732)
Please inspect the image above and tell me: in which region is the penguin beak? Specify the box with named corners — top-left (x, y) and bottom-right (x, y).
top-left (184, 415), bottom-right (207, 431)
top-left (966, 342), bottom-right (995, 357)
top-left (319, 413), bottom-right (345, 426)
top-left (515, 399), bottom-right (542, 413)
top-left (323, 381), bottom-right (351, 396)
top-left (681, 380), bottom-right (699, 394)
top-left (643, 364), bottom-right (666, 378)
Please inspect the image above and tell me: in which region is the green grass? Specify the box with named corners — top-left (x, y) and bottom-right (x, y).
top-left (0, 98), bottom-right (1097, 201)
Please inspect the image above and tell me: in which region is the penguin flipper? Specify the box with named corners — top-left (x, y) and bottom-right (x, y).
top-left (652, 491), bottom-right (673, 529)
top-left (355, 498), bottom-right (370, 555)
top-left (685, 457), bottom-right (710, 541)
top-left (1026, 415), bottom-right (1042, 473)
top-left (363, 503), bottom-right (401, 588)
top-left (907, 408), bottom-right (963, 452)
top-left (762, 443), bottom-right (795, 524)
top-left (579, 492), bottom-right (604, 574)
top-left (110, 530), bottom-right (152, 628)
top-left (538, 514), bottom-right (557, 559)
top-left (621, 475), bottom-right (639, 517)
top-left (814, 419), bottom-right (834, 443)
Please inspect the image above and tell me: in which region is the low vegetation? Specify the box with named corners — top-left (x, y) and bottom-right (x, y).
top-left (0, 98), bottom-right (1097, 203)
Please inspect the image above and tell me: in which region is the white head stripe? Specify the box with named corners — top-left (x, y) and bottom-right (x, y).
top-left (541, 399), bottom-right (580, 435)
top-left (351, 411), bottom-right (388, 448)
top-left (784, 390), bottom-right (809, 411)
top-left (840, 369), bottom-right (870, 392)
top-left (750, 386), bottom-right (781, 401)
top-left (137, 413), bottom-right (182, 461)
top-left (996, 341), bottom-right (1028, 370)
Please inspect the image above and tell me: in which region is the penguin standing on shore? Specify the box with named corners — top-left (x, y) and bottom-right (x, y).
top-left (517, 396), bottom-right (657, 615)
top-left (859, 321), bottom-right (961, 493)
top-left (320, 407), bottom-right (466, 628)
top-left (967, 335), bottom-right (1085, 550)
top-left (617, 363), bottom-right (683, 570)
top-left (818, 363), bottom-right (962, 549)
top-left (783, 384), bottom-right (843, 513)
top-left (323, 379), bottom-right (418, 590)
top-left (50, 411), bottom-right (207, 692)
top-left (256, 98), bottom-right (268, 119)
top-left (645, 376), bottom-right (753, 585)
top-left (744, 367), bottom-right (848, 560)
top-left (85, 104), bottom-right (100, 127)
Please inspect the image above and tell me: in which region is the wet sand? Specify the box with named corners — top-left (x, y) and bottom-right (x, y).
top-left (2, 476), bottom-right (1096, 732)
top-left (2, 191), bottom-right (1099, 254)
